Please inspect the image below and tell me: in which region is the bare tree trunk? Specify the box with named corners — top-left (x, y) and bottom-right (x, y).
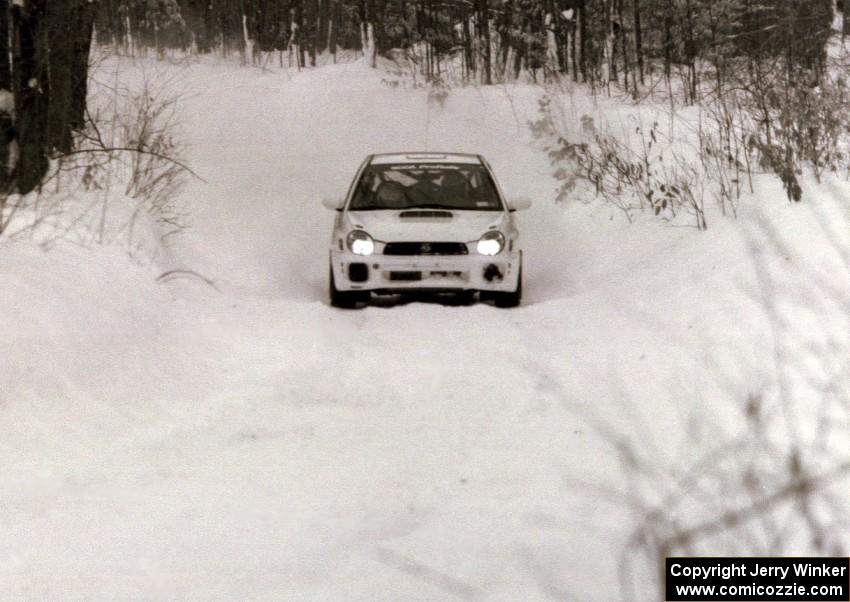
top-left (707, 1), bottom-right (723, 94)
top-left (579, 0), bottom-right (588, 83)
top-left (604, 0), bottom-right (616, 83)
top-left (0, 0), bottom-right (11, 196)
top-left (11, 0), bottom-right (49, 194)
top-left (683, 0), bottom-right (697, 102)
top-left (47, 1), bottom-right (73, 152)
top-left (546, 1), bottom-right (565, 75)
top-left (570, 14), bottom-right (578, 82)
top-left (68, 1), bottom-right (96, 128)
top-left (843, 0), bottom-right (849, 39)
top-left (307, 0), bottom-right (316, 66)
top-left (475, 0), bottom-right (491, 84)
top-left (633, 0), bottom-right (644, 85)
top-left (332, 0), bottom-right (340, 61)
top-left (289, 7), bottom-right (300, 69)
top-left (663, 0), bottom-right (672, 83)
top-left (328, 0), bottom-right (337, 60)
top-left (461, 3), bottom-right (473, 82)
top-left (0, 1), bottom-right (10, 90)
top-left (317, 0), bottom-right (328, 53)
top-left (68, 1), bottom-right (97, 129)
top-left (616, 0), bottom-right (630, 91)
top-left (512, 41), bottom-right (523, 80)
top-left (296, 0), bottom-right (306, 67)
top-left (359, 0), bottom-right (376, 68)
top-left (70, 1), bottom-right (95, 129)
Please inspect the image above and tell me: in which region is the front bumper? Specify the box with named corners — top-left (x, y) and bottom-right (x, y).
top-left (330, 249), bottom-right (521, 293)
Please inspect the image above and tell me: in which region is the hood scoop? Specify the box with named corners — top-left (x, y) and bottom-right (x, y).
top-left (399, 210), bottom-right (453, 219)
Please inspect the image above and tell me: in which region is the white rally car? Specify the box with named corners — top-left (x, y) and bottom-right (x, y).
top-left (323, 152), bottom-right (530, 308)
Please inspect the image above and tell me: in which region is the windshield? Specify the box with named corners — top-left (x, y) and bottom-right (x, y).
top-left (348, 163), bottom-right (504, 211)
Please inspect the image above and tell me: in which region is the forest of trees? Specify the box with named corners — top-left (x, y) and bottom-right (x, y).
top-left (0, 0), bottom-right (844, 202)
top-left (94, 0), bottom-right (837, 89)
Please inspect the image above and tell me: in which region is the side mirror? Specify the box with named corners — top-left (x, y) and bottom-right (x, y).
top-left (509, 197), bottom-right (532, 211)
top-left (322, 197), bottom-right (344, 211)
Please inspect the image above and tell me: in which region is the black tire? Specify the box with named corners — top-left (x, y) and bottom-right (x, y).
top-left (490, 268), bottom-right (522, 308)
top-left (453, 290), bottom-right (477, 305)
top-left (330, 267), bottom-right (369, 308)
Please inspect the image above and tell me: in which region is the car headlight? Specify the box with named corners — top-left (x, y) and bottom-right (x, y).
top-left (346, 230), bottom-right (375, 255)
top-left (476, 231), bottom-right (505, 256)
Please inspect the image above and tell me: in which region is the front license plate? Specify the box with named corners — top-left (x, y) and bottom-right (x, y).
top-left (389, 271), bottom-right (422, 281)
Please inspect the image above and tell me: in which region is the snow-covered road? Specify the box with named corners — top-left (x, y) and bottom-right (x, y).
top-left (3, 57), bottom-right (848, 600)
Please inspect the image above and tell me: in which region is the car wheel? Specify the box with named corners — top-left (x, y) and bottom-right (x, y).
top-left (330, 266), bottom-right (369, 308)
top-left (489, 267), bottom-right (522, 308)
top-left (457, 290), bottom-right (477, 305)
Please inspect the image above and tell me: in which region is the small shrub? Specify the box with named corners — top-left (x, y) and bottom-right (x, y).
top-left (1, 57), bottom-right (193, 261)
top-left (532, 97), bottom-right (709, 229)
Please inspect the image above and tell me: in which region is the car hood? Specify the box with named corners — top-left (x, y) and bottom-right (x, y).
top-left (345, 210), bottom-right (506, 242)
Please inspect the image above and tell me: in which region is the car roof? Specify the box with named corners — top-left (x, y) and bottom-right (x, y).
top-left (369, 152), bottom-right (483, 165)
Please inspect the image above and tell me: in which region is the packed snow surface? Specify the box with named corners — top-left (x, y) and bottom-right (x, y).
top-left (2, 56), bottom-right (848, 600)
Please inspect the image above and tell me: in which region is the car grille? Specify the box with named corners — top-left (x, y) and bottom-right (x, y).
top-left (383, 242), bottom-right (469, 256)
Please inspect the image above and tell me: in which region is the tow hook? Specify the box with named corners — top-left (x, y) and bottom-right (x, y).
top-left (483, 264), bottom-right (503, 282)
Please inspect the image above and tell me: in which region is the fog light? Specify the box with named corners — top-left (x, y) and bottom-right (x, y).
top-left (483, 264), bottom-right (503, 282)
top-left (348, 263), bottom-right (369, 282)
